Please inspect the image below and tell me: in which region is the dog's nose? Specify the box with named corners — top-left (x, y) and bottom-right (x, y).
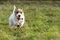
top-left (18, 15), bottom-right (20, 17)
top-left (17, 25), bottom-right (20, 27)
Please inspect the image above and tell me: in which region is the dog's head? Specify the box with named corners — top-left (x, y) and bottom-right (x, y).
top-left (13, 5), bottom-right (24, 20)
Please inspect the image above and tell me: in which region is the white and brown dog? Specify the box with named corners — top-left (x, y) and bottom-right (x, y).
top-left (9, 5), bottom-right (25, 29)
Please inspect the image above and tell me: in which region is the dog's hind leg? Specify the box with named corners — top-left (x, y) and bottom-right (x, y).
top-left (9, 20), bottom-right (12, 27)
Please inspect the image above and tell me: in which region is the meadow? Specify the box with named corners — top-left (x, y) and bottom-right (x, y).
top-left (0, 1), bottom-right (60, 40)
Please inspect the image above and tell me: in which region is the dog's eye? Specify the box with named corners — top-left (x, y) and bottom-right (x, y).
top-left (16, 11), bottom-right (19, 14)
top-left (20, 12), bottom-right (22, 14)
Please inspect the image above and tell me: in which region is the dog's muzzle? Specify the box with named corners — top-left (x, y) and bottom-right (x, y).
top-left (18, 15), bottom-right (20, 17)
top-left (17, 15), bottom-right (21, 20)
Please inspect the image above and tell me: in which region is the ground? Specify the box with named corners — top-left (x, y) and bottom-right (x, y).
top-left (0, 1), bottom-right (60, 40)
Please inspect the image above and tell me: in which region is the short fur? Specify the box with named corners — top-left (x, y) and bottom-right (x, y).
top-left (9, 5), bottom-right (25, 28)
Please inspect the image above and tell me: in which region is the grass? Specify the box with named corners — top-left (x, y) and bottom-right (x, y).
top-left (0, 1), bottom-right (60, 40)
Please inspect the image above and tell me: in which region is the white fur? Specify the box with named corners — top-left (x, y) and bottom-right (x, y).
top-left (9, 5), bottom-right (25, 27)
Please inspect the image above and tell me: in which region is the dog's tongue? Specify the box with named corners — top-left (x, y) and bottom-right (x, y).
top-left (17, 17), bottom-right (20, 20)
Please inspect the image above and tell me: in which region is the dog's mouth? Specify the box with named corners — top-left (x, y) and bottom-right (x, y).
top-left (17, 17), bottom-right (20, 20)
top-left (17, 15), bottom-right (21, 20)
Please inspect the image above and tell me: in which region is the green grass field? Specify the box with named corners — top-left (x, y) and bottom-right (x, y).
top-left (0, 1), bottom-right (60, 40)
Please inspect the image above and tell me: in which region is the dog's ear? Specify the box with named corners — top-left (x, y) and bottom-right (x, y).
top-left (21, 8), bottom-right (24, 14)
top-left (21, 8), bottom-right (23, 11)
top-left (13, 5), bottom-right (16, 11)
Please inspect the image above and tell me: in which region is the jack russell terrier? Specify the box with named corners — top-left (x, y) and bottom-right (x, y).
top-left (9, 5), bottom-right (25, 29)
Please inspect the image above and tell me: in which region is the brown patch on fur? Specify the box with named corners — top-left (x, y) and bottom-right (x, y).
top-left (14, 8), bottom-right (24, 15)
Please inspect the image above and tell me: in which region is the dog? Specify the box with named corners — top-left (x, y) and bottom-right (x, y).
top-left (9, 5), bottom-right (25, 29)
